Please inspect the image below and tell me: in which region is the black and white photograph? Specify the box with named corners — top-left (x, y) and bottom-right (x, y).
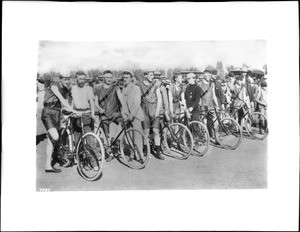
top-left (2, 2), bottom-right (299, 231)
top-left (36, 40), bottom-right (268, 190)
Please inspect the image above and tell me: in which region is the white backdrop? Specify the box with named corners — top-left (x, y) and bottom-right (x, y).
top-left (2, 2), bottom-right (299, 231)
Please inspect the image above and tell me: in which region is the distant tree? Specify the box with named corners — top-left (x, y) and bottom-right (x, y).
top-left (242, 63), bottom-right (250, 70)
top-left (87, 69), bottom-right (102, 79)
top-left (263, 63), bottom-right (267, 74)
top-left (225, 65), bottom-right (235, 72)
top-left (133, 69), bottom-right (144, 82)
top-left (216, 61), bottom-right (225, 80)
top-left (167, 68), bottom-right (173, 79)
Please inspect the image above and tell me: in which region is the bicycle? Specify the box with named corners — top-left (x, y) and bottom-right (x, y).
top-left (95, 113), bottom-right (150, 170)
top-left (199, 106), bottom-right (242, 150)
top-left (230, 103), bottom-right (268, 140)
top-left (58, 110), bottom-right (105, 181)
top-left (174, 108), bottom-right (210, 156)
top-left (149, 111), bottom-right (194, 160)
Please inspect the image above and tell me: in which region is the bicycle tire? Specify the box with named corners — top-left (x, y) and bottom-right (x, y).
top-left (119, 128), bottom-right (150, 170)
top-left (96, 127), bottom-right (109, 147)
top-left (245, 112), bottom-right (268, 140)
top-left (162, 122), bottom-right (194, 160)
top-left (188, 121), bottom-right (210, 156)
top-left (76, 132), bottom-right (105, 181)
top-left (215, 117), bottom-right (242, 150)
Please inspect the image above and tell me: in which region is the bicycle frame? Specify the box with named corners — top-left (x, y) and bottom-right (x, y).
top-left (232, 104), bottom-right (250, 123)
top-left (201, 107), bottom-right (223, 131)
top-left (95, 114), bottom-right (133, 149)
top-left (60, 113), bottom-right (92, 155)
top-left (149, 114), bottom-right (182, 145)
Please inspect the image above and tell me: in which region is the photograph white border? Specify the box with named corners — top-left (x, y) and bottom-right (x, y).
top-left (2, 2), bottom-right (299, 231)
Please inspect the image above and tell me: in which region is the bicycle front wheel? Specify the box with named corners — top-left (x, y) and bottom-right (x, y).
top-left (162, 122), bottom-right (194, 159)
top-left (245, 112), bottom-right (268, 140)
top-left (188, 121), bottom-right (210, 156)
top-left (215, 117), bottom-right (242, 150)
top-left (76, 132), bottom-right (105, 181)
top-left (119, 128), bottom-right (150, 170)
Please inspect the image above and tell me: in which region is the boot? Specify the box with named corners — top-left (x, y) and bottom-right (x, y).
top-left (155, 145), bottom-right (165, 160)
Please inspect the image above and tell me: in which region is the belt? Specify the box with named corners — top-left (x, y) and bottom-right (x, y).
top-left (74, 107), bottom-right (90, 111)
top-left (44, 101), bottom-right (59, 107)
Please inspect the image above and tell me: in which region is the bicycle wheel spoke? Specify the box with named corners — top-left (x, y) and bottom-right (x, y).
top-left (119, 129), bottom-right (149, 169)
top-left (216, 118), bottom-right (242, 149)
top-left (76, 133), bottom-right (104, 181)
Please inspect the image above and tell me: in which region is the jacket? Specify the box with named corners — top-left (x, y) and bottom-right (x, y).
top-left (122, 82), bottom-right (144, 121)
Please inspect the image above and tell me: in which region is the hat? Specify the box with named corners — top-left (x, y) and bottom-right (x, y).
top-left (211, 69), bottom-right (218, 76)
top-left (236, 75), bottom-right (243, 81)
top-left (204, 69), bottom-right (212, 74)
top-left (144, 70), bottom-right (155, 75)
top-left (228, 72), bottom-right (235, 77)
top-left (260, 80), bottom-right (267, 87)
top-left (186, 73), bottom-right (196, 79)
top-left (123, 70), bottom-right (133, 77)
top-left (76, 71), bottom-right (86, 76)
top-left (103, 70), bottom-right (113, 75)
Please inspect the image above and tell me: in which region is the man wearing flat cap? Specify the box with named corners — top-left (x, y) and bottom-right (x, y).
top-left (184, 72), bottom-right (203, 123)
top-left (121, 70), bottom-right (145, 163)
top-left (230, 75), bottom-right (247, 125)
top-left (198, 69), bottom-right (220, 143)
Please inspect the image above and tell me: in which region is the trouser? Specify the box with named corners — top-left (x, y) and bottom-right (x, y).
top-left (201, 106), bottom-right (216, 138)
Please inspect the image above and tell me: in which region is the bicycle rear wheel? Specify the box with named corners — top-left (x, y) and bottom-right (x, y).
top-left (215, 117), bottom-right (242, 150)
top-left (188, 121), bottom-right (210, 156)
top-left (162, 122), bottom-right (194, 159)
top-left (245, 112), bottom-right (268, 140)
top-left (58, 128), bottom-right (75, 167)
top-left (76, 132), bottom-right (105, 181)
top-left (119, 128), bottom-right (150, 169)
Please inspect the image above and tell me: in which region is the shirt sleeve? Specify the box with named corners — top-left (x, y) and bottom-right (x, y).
top-left (131, 86), bottom-right (142, 117)
top-left (87, 86), bottom-right (94, 101)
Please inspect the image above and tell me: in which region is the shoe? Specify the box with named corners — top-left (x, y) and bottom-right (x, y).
top-left (155, 146), bottom-right (165, 160)
top-left (51, 157), bottom-right (59, 167)
top-left (45, 167), bottom-right (61, 173)
top-left (106, 155), bottom-right (114, 162)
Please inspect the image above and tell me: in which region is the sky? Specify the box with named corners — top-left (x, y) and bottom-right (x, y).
top-left (38, 40), bottom-right (266, 75)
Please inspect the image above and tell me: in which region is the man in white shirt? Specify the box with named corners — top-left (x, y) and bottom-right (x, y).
top-left (71, 71), bottom-right (95, 120)
top-left (71, 71), bottom-right (98, 170)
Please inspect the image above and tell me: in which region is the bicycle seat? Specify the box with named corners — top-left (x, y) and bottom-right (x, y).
top-left (62, 110), bottom-right (73, 116)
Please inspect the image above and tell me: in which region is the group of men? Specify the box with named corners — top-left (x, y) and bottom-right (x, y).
top-left (40, 68), bottom-right (267, 173)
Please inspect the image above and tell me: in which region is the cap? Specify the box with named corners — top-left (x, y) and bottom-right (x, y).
top-left (228, 72), bottom-right (235, 77)
top-left (103, 70), bottom-right (113, 75)
top-left (204, 69), bottom-right (212, 74)
top-left (76, 71), bottom-right (86, 76)
top-left (260, 80), bottom-right (267, 87)
top-left (123, 70), bottom-right (133, 77)
top-left (211, 69), bottom-right (218, 76)
top-left (236, 75), bottom-right (243, 81)
top-left (186, 73), bottom-right (196, 79)
top-left (144, 70), bottom-right (155, 75)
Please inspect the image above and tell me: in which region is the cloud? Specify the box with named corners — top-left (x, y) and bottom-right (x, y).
top-left (38, 40), bottom-right (266, 74)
